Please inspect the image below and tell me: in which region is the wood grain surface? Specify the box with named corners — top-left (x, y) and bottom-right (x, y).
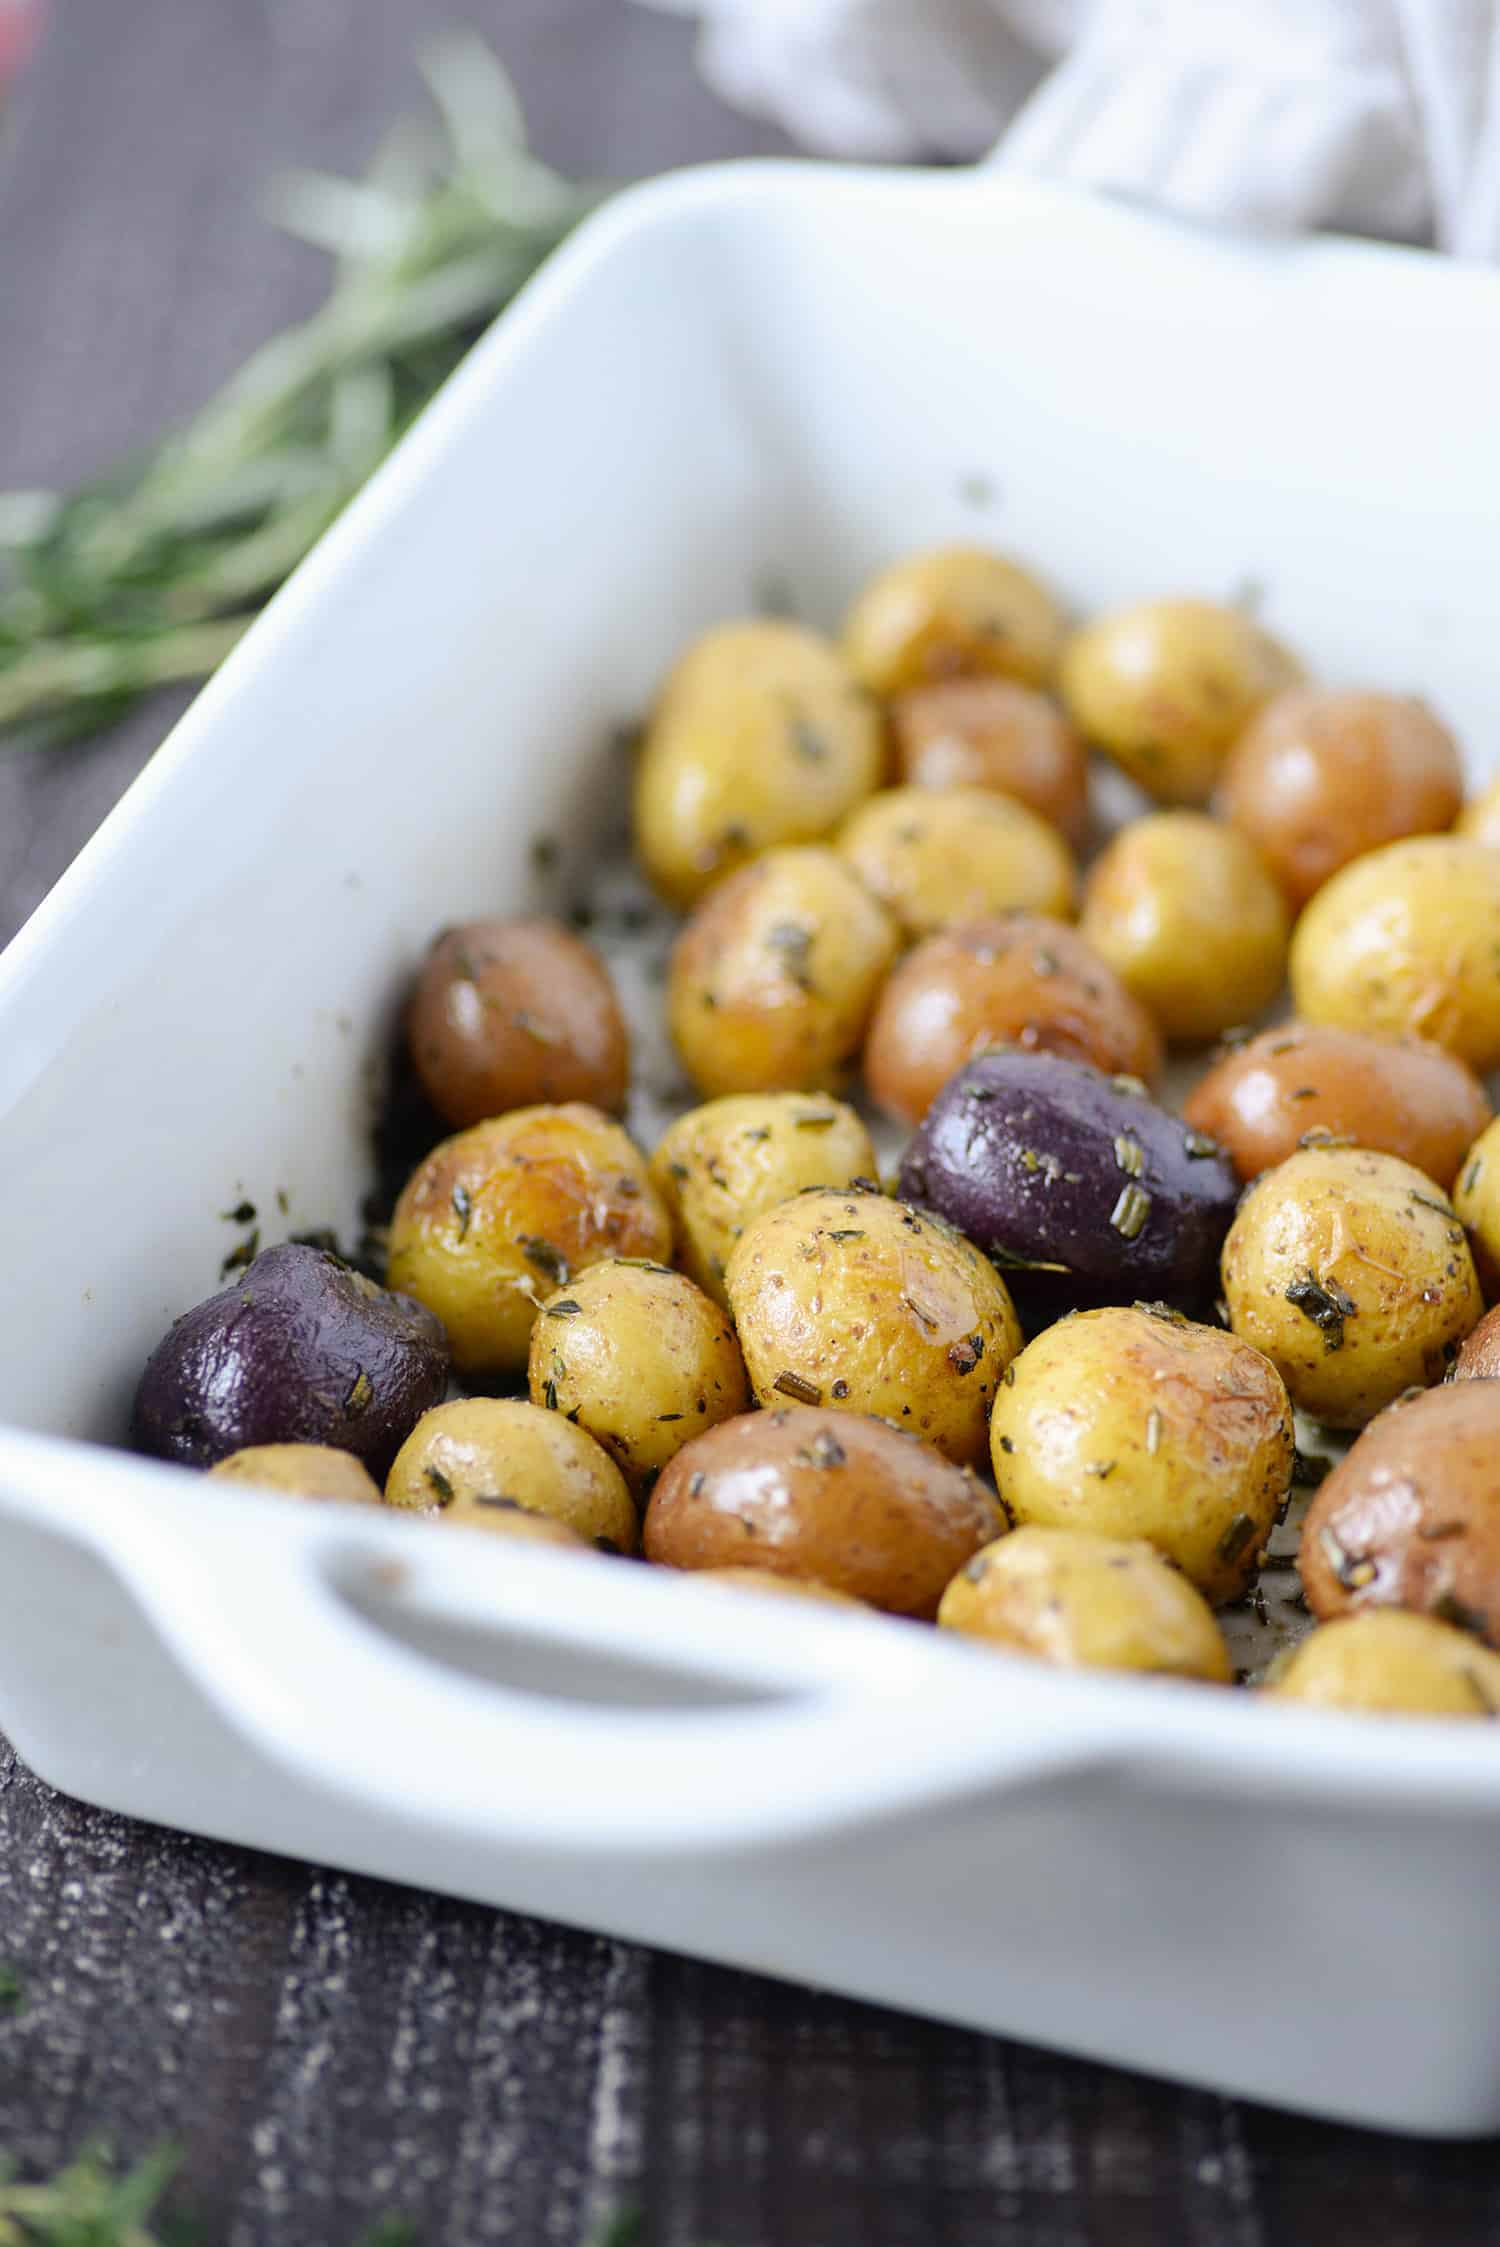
top-left (2, 5), bottom-right (1499, 2241)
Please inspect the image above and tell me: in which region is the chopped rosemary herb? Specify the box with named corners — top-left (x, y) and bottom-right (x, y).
top-left (1109, 1182), bottom-right (1152, 1240)
top-left (451, 1182), bottom-right (473, 1240)
top-left (766, 920), bottom-right (816, 991)
top-left (546, 1299), bottom-right (582, 1319)
top-left (1285, 1269), bottom-right (1356, 1350)
top-left (344, 1368), bottom-right (373, 1417)
top-left (425, 1465), bottom-right (455, 1506)
top-left (1182, 1130), bottom-right (1221, 1160)
top-left (773, 1370), bottom-right (822, 1405)
top-left (518, 1235), bottom-right (570, 1286)
top-left (221, 1199), bottom-right (257, 1225)
top-left (1113, 1134), bottom-right (1146, 1179)
top-left (1216, 1511), bottom-right (1258, 1564)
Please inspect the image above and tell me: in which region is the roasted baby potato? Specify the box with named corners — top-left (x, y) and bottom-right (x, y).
top-left (633, 619), bottom-right (883, 907)
top-left (939, 1525), bottom-right (1232, 1681)
top-left (644, 1406), bottom-right (1004, 1616)
top-left (864, 914), bottom-right (1163, 1127)
top-left (1059, 597), bottom-right (1301, 804)
top-left (1221, 1147), bottom-right (1482, 1428)
top-left (836, 784), bottom-right (1076, 939)
top-left (1266, 1611), bottom-right (1500, 1717)
top-left (1289, 838), bottom-right (1500, 1070)
top-left (724, 1186), bottom-right (1022, 1468)
top-left (688, 1567), bottom-right (866, 1608)
top-left (897, 1048), bottom-right (1239, 1327)
top-left (385, 1396), bottom-right (638, 1551)
top-left (1184, 1023), bottom-right (1491, 1189)
top-left (208, 1443), bottom-right (384, 1504)
top-left (1219, 688), bottom-right (1463, 909)
top-left (1452, 1304), bottom-right (1500, 1380)
top-left (406, 916), bottom-right (629, 1127)
top-left (132, 1243), bottom-right (450, 1477)
top-left (1079, 811), bottom-right (1289, 1043)
top-left (843, 544), bottom-right (1066, 697)
top-left (1453, 1117), bottom-right (1500, 1292)
top-left (988, 1306), bottom-right (1293, 1605)
top-left (667, 845), bottom-right (898, 1098)
top-left (526, 1259), bottom-right (749, 1497)
top-left (649, 1092), bottom-right (877, 1305)
top-left (385, 1104), bottom-right (672, 1377)
top-left (1299, 1380), bottom-right (1500, 1645)
top-left (436, 1499), bottom-right (594, 1550)
top-left (891, 678), bottom-right (1089, 843)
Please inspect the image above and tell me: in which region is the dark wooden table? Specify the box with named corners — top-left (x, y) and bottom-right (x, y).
top-left (1, 5), bottom-right (1496, 2241)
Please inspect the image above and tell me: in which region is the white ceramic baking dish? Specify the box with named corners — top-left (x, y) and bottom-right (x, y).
top-left (2, 166), bottom-right (1500, 2137)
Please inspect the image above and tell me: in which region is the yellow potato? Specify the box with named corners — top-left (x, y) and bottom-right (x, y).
top-left (1453, 1115), bottom-right (1500, 1293)
top-left (1221, 1146), bottom-right (1482, 1428)
top-left (633, 619), bottom-right (883, 907)
top-left (836, 785), bottom-right (1076, 939)
top-left (385, 1397), bottom-right (638, 1551)
top-left (1266, 1611), bottom-right (1500, 1718)
top-left (1456, 774), bottom-right (1500, 847)
top-left (843, 544), bottom-right (1066, 696)
top-left (939, 1525), bottom-right (1232, 1681)
top-left (208, 1444), bottom-right (383, 1505)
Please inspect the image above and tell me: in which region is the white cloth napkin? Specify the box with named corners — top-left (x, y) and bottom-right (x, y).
top-left (640, 0), bottom-right (1500, 258)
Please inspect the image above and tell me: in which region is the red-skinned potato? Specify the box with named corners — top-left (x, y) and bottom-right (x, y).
top-left (891, 679), bottom-right (1089, 844)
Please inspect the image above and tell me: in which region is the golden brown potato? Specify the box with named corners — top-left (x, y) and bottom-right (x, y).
top-left (385, 1105), bottom-right (672, 1377)
top-left (1183, 1023), bottom-right (1491, 1189)
top-left (384, 1396), bottom-right (638, 1551)
top-left (724, 1187), bottom-right (1022, 1468)
top-left (1079, 812), bottom-right (1289, 1043)
top-left (1221, 1147), bottom-right (1482, 1428)
top-left (891, 678), bottom-right (1089, 843)
top-left (1452, 1304), bottom-right (1500, 1380)
top-left (644, 1406), bottom-right (1004, 1617)
top-left (863, 914), bottom-right (1163, 1126)
top-left (1289, 837), bottom-right (1500, 1070)
top-left (1453, 1116), bottom-right (1500, 1292)
top-left (988, 1306), bottom-right (1293, 1604)
top-left (686, 1566), bottom-right (867, 1608)
top-left (208, 1443), bottom-right (384, 1504)
top-left (526, 1259), bottom-right (749, 1497)
top-left (649, 1093), bottom-right (877, 1305)
top-left (938, 1525), bottom-right (1232, 1681)
top-left (842, 544), bottom-right (1066, 697)
top-left (1059, 598), bottom-right (1302, 804)
top-left (633, 619), bottom-right (883, 907)
top-left (1299, 1381), bottom-right (1500, 1645)
top-left (436, 1500), bottom-right (594, 1551)
top-left (667, 846), bottom-right (898, 1099)
top-left (1219, 689), bottom-right (1463, 908)
top-left (405, 917), bottom-right (629, 1128)
top-left (1267, 1611), bottom-right (1500, 1717)
top-left (1457, 775), bottom-right (1500, 847)
top-left (836, 785), bottom-right (1076, 940)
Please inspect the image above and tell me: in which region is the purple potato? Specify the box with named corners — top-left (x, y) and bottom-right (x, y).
top-left (132, 1242), bottom-right (450, 1476)
top-left (897, 1049), bottom-right (1239, 1325)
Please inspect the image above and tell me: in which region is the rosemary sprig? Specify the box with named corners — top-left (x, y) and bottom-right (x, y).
top-left (0, 34), bottom-right (597, 749)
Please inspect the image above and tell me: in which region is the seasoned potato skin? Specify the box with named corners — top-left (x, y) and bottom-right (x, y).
top-left (526, 1260), bottom-right (749, 1497)
top-left (633, 619), bottom-right (883, 907)
top-left (385, 1396), bottom-right (638, 1551)
top-left (1267, 1610), bottom-right (1500, 1717)
top-left (1060, 599), bottom-right (1301, 804)
top-left (1221, 1147), bottom-right (1482, 1428)
top-left (1079, 812), bottom-right (1289, 1043)
top-left (1184, 1023), bottom-right (1492, 1189)
top-left (1289, 837), bottom-right (1500, 1069)
top-left (1453, 1116), bottom-right (1500, 1293)
top-left (837, 784), bottom-right (1076, 939)
top-left (892, 679), bottom-right (1089, 843)
top-left (644, 1406), bottom-right (1005, 1616)
top-left (724, 1188), bottom-right (1022, 1468)
top-left (667, 846), bottom-right (898, 1099)
top-left (1457, 775), bottom-right (1500, 847)
top-left (1300, 1381), bottom-right (1500, 1646)
top-left (988, 1306), bottom-right (1293, 1604)
top-left (1452, 1303), bottom-right (1500, 1380)
top-left (864, 914), bottom-right (1163, 1126)
top-left (842, 545), bottom-right (1066, 697)
top-left (649, 1093), bottom-right (876, 1306)
top-left (208, 1443), bottom-right (384, 1504)
top-left (385, 1105), bottom-right (672, 1377)
top-left (406, 917), bottom-right (628, 1127)
top-left (1220, 689), bottom-right (1463, 909)
top-left (939, 1525), bottom-right (1232, 1681)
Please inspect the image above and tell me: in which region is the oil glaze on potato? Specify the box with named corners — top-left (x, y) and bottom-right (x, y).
top-left (526, 1260), bottom-right (748, 1497)
top-left (1221, 1147), bottom-right (1482, 1428)
top-left (644, 1407), bottom-right (1004, 1616)
top-left (132, 1243), bottom-right (450, 1477)
top-left (939, 1525), bottom-right (1232, 1681)
top-left (667, 846), bottom-right (898, 1099)
top-left (1184, 1023), bottom-right (1491, 1189)
top-left (897, 1049), bottom-right (1238, 1325)
top-left (385, 1397), bottom-right (638, 1551)
top-left (842, 544), bottom-right (1066, 697)
top-left (649, 1093), bottom-right (877, 1305)
top-left (988, 1307), bottom-right (1293, 1605)
top-left (1267, 1611), bottom-right (1500, 1717)
top-left (1452, 1116), bottom-right (1500, 1292)
top-left (385, 1104), bottom-right (671, 1378)
top-left (406, 917), bottom-right (629, 1127)
top-left (892, 678), bottom-right (1089, 843)
top-left (208, 1443), bottom-right (384, 1505)
top-left (633, 619), bottom-right (883, 907)
top-left (724, 1188), bottom-right (1021, 1468)
top-left (1219, 688), bottom-right (1463, 908)
top-left (864, 914), bottom-right (1163, 1127)
top-left (837, 785), bottom-right (1076, 939)
top-left (1298, 1382), bottom-right (1500, 1645)
top-left (1452, 1304), bottom-right (1500, 1380)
